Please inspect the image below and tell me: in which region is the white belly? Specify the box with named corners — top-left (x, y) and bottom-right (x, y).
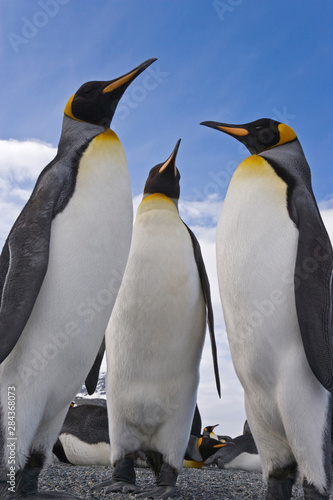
top-left (224, 452), bottom-right (262, 472)
top-left (217, 156), bottom-right (330, 488)
top-left (217, 156), bottom-right (300, 391)
top-left (1, 130), bottom-right (133, 420)
top-left (106, 196), bottom-right (206, 467)
top-left (58, 434), bottom-right (111, 466)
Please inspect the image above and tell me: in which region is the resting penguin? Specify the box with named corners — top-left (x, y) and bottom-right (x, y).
top-left (52, 403), bottom-right (110, 466)
top-left (92, 140), bottom-right (221, 499)
top-left (201, 118), bottom-right (333, 500)
top-left (183, 435), bottom-right (230, 469)
top-left (205, 420), bottom-right (261, 472)
top-left (52, 402), bottom-right (212, 468)
top-left (0, 58), bottom-right (156, 500)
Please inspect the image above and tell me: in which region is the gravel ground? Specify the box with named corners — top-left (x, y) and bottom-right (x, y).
top-left (38, 464), bottom-right (317, 499)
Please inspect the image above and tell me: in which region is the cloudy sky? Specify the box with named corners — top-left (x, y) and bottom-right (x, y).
top-left (1, 1), bottom-right (333, 437)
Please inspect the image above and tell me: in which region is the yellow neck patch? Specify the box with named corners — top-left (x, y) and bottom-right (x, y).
top-left (94, 128), bottom-right (119, 143)
top-left (64, 94), bottom-right (86, 123)
top-left (64, 94), bottom-right (77, 120)
top-left (266, 123), bottom-right (297, 150)
top-left (141, 193), bottom-right (175, 205)
top-left (137, 193), bottom-right (177, 217)
top-left (233, 155), bottom-right (287, 191)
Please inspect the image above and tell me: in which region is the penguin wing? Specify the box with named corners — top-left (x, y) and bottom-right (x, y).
top-left (0, 169), bottom-right (63, 364)
top-left (85, 337), bottom-right (105, 395)
top-left (293, 188), bottom-right (333, 391)
top-left (183, 222), bottom-right (221, 397)
top-left (190, 404), bottom-right (202, 438)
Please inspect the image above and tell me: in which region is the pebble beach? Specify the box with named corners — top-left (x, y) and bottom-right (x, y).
top-left (39, 464), bottom-right (314, 499)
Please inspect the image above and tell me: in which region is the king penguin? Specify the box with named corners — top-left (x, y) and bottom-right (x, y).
top-left (92, 140), bottom-right (221, 499)
top-left (205, 421), bottom-right (261, 472)
top-left (0, 58), bottom-right (156, 500)
top-left (201, 118), bottom-right (333, 500)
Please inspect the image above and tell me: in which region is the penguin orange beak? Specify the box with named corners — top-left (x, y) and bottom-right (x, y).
top-left (103, 58), bottom-right (157, 94)
top-left (214, 441), bottom-right (234, 448)
top-left (201, 121), bottom-right (249, 137)
top-left (159, 139), bottom-right (181, 176)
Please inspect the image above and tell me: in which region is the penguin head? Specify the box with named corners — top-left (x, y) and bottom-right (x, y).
top-left (203, 424), bottom-right (219, 435)
top-left (64, 58), bottom-right (156, 128)
top-left (197, 436), bottom-right (233, 461)
top-left (201, 118), bottom-right (297, 154)
top-left (143, 139), bottom-right (181, 200)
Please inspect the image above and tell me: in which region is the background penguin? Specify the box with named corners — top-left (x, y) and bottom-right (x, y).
top-left (201, 118), bottom-right (333, 500)
top-left (0, 58), bottom-right (156, 500)
top-left (92, 140), bottom-right (221, 499)
top-left (202, 425), bottom-right (232, 443)
top-left (183, 435), bottom-right (230, 469)
top-left (205, 420), bottom-right (261, 472)
top-left (52, 401), bottom-right (203, 468)
top-left (52, 402), bottom-right (110, 466)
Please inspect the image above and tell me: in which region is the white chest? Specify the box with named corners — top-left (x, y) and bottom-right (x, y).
top-left (217, 156), bottom-right (300, 384)
top-left (5, 130), bottom-right (133, 403)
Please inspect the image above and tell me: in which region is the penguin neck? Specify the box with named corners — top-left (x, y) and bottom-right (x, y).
top-left (142, 193), bottom-right (179, 210)
top-left (57, 115), bottom-right (106, 157)
top-left (260, 138), bottom-right (312, 189)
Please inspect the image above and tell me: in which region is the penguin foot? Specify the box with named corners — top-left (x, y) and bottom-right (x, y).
top-left (135, 462), bottom-right (178, 499)
top-left (265, 477), bottom-right (294, 500)
top-left (265, 463), bottom-right (297, 500)
top-left (91, 478), bottom-right (139, 494)
top-left (91, 456), bottom-right (138, 493)
top-left (134, 485), bottom-right (175, 499)
top-left (303, 480), bottom-right (330, 500)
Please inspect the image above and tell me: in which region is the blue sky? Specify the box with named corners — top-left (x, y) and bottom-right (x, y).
top-left (1, 1), bottom-right (333, 437)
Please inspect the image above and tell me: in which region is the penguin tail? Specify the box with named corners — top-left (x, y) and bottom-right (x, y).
top-left (145, 451), bottom-right (163, 480)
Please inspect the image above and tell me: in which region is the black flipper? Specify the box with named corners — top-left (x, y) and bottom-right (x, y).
top-left (293, 188), bottom-right (333, 391)
top-left (190, 404), bottom-right (202, 437)
top-left (85, 337), bottom-right (106, 395)
top-left (0, 168), bottom-right (64, 364)
top-left (183, 222), bottom-right (221, 397)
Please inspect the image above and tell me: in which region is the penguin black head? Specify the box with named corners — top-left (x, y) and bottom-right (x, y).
top-left (144, 139), bottom-right (181, 200)
top-left (201, 118), bottom-right (297, 155)
top-left (203, 424), bottom-right (219, 435)
top-left (197, 436), bottom-right (232, 461)
top-left (64, 58), bottom-right (156, 128)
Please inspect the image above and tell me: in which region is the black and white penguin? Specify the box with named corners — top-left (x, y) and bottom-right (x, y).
top-left (52, 403), bottom-right (110, 466)
top-left (205, 421), bottom-right (261, 472)
top-left (92, 140), bottom-right (221, 499)
top-left (201, 118), bottom-right (333, 500)
top-left (183, 435), bottom-right (230, 469)
top-left (52, 402), bottom-right (215, 469)
top-left (0, 58), bottom-right (156, 500)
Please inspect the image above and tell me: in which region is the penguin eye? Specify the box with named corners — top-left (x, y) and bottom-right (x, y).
top-left (83, 88), bottom-right (94, 97)
top-left (255, 125), bottom-right (262, 131)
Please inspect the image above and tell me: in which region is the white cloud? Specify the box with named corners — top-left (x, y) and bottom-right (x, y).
top-left (1, 138), bottom-right (333, 439)
top-left (0, 139), bottom-right (56, 243)
top-left (0, 139), bottom-right (55, 182)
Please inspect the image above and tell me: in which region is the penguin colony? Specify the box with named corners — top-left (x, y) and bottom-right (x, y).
top-left (52, 401), bottom-right (228, 470)
top-left (0, 59), bottom-right (331, 500)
